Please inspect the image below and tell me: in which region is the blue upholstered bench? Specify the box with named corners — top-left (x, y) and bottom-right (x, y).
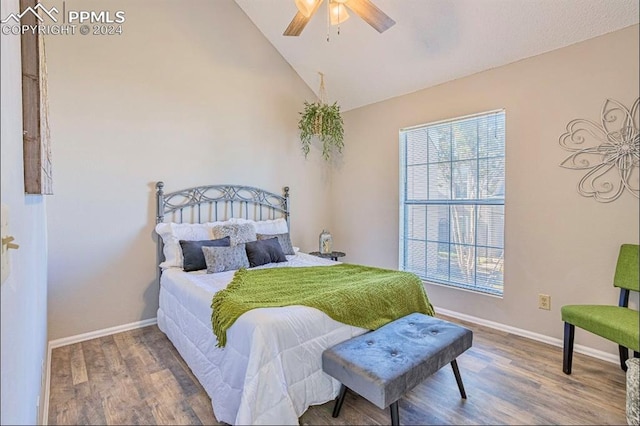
top-left (322, 313), bottom-right (473, 425)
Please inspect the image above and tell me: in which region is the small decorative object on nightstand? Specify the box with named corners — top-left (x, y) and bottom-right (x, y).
top-left (319, 229), bottom-right (333, 254)
top-left (309, 251), bottom-right (345, 262)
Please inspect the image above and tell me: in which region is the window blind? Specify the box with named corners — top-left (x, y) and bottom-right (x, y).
top-left (400, 110), bottom-right (505, 296)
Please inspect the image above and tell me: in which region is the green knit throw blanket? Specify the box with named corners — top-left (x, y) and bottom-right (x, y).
top-left (211, 264), bottom-right (435, 347)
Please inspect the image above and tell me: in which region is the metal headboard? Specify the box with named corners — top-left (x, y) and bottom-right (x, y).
top-left (156, 181), bottom-right (289, 225)
top-left (155, 181), bottom-right (290, 278)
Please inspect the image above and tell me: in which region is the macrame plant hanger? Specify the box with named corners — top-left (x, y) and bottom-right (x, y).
top-left (314, 72), bottom-right (328, 134)
top-left (318, 72), bottom-right (328, 104)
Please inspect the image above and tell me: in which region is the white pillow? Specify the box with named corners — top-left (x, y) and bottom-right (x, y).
top-left (229, 217), bottom-right (288, 235)
top-left (155, 221), bottom-right (226, 269)
top-left (256, 217), bottom-right (289, 235)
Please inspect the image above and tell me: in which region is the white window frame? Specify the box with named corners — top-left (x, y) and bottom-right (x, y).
top-left (399, 109), bottom-right (506, 297)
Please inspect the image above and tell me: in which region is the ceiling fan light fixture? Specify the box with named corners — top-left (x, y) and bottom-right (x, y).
top-left (294, 0), bottom-right (318, 18)
top-left (284, 0), bottom-right (395, 37)
top-left (330, 2), bottom-right (350, 25)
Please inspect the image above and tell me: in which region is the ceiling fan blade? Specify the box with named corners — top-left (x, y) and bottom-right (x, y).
top-left (283, 0), bottom-right (324, 36)
top-left (283, 11), bottom-right (311, 36)
top-left (344, 0), bottom-right (395, 33)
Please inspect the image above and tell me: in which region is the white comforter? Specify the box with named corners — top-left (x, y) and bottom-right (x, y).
top-left (157, 253), bottom-right (367, 425)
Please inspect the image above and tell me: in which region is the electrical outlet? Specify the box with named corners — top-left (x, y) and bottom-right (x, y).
top-left (538, 294), bottom-right (551, 310)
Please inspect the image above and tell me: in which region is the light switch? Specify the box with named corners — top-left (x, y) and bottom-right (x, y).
top-left (1, 204), bottom-right (11, 284)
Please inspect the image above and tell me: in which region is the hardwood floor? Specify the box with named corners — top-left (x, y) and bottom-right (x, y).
top-left (48, 316), bottom-right (628, 425)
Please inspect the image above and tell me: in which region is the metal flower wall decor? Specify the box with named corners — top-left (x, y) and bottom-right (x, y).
top-left (559, 98), bottom-right (639, 202)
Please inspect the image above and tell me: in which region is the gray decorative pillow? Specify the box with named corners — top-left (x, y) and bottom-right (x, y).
top-left (257, 232), bottom-right (295, 256)
top-left (211, 223), bottom-right (256, 246)
top-left (245, 238), bottom-right (287, 267)
top-left (179, 236), bottom-right (231, 272)
top-left (202, 245), bottom-right (249, 273)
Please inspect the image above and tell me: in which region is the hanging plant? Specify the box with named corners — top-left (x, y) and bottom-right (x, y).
top-left (298, 73), bottom-right (344, 161)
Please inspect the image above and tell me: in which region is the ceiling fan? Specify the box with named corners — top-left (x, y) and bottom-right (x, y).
top-left (283, 0), bottom-right (396, 37)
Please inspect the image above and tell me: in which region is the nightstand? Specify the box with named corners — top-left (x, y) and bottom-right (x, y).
top-left (308, 251), bottom-right (346, 262)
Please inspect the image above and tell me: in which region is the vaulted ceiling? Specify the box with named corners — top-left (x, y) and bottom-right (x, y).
top-left (234, 0), bottom-right (639, 111)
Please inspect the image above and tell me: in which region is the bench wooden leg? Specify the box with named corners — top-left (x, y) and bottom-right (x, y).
top-left (563, 322), bottom-right (575, 374)
top-left (390, 401), bottom-right (399, 426)
top-left (450, 359), bottom-right (467, 399)
top-left (332, 384), bottom-right (347, 418)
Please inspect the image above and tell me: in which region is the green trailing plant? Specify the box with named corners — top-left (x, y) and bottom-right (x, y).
top-left (298, 101), bottom-right (344, 161)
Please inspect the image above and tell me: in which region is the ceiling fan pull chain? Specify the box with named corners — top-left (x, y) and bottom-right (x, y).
top-left (336, 0), bottom-right (341, 35)
top-left (326, 0), bottom-right (330, 42)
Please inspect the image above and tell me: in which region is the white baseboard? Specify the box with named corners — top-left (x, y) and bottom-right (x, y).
top-left (48, 317), bottom-right (158, 350)
top-left (435, 306), bottom-right (619, 365)
top-left (41, 318), bottom-right (157, 425)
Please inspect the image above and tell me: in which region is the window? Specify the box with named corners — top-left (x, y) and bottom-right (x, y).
top-left (399, 110), bottom-right (505, 296)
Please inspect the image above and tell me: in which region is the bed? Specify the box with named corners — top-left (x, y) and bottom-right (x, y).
top-left (154, 182), bottom-right (432, 425)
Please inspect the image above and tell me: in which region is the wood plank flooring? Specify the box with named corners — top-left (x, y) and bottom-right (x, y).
top-left (48, 316), bottom-right (628, 425)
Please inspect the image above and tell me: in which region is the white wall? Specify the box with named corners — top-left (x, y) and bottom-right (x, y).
top-left (0, 0), bottom-right (49, 423)
top-left (332, 25), bottom-right (640, 356)
top-left (41, 1), bottom-right (640, 357)
top-left (45, 0), bottom-right (333, 340)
